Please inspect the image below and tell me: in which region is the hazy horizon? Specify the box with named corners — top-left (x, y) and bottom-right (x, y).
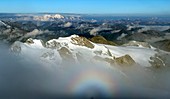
top-left (0, 13), bottom-right (170, 17)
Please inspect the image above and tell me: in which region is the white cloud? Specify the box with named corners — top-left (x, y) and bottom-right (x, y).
top-left (64, 22), bottom-right (72, 28)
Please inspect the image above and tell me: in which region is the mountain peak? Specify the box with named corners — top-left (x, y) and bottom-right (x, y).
top-left (10, 35), bottom-right (166, 68)
top-left (33, 14), bottom-right (64, 21)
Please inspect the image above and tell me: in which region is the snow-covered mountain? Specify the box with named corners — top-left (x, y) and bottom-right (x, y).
top-left (11, 14), bottom-right (82, 21)
top-left (33, 14), bottom-right (65, 21)
top-left (11, 35), bottom-right (166, 68)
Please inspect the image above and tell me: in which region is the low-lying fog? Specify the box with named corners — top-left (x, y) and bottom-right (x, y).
top-left (0, 43), bottom-right (170, 99)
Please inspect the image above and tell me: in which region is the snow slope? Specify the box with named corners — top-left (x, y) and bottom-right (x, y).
top-left (11, 35), bottom-right (161, 67)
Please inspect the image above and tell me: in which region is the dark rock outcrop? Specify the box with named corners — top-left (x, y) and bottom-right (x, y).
top-left (90, 35), bottom-right (117, 46)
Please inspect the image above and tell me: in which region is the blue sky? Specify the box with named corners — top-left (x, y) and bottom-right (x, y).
top-left (0, 0), bottom-right (170, 15)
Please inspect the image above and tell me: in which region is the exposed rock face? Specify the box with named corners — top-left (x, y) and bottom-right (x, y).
top-left (71, 36), bottom-right (94, 49)
top-left (93, 56), bottom-right (115, 65)
top-left (46, 41), bottom-right (62, 49)
top-left (93, 54), bottom-right (135, 66)
top-left (25, 38), bottom-right (45, 47)
top-left (149, 54), bottom-right (165, 68)
top-left (90, 36), bottom-right (117, 46)
top-left (152, 39), bottom-right (170, 52)
top-left (106, 47), bottom-right (113, 57)
top-left (104, 58), bottom-right (115, 65)
top-left (115, 55), bottom-right (135, 66)
top-left (11, 41), bottom-right (21, 53)
top-left (122, 30), bottom-right (164, 42)
top-left (41, 52), bottom-right (55, 60)
top-left (142, 30), bottom-right (165, 37)
top-left (58, 47), bottom-right (75, 64)
top-left (123, 41), bottom-right (152, 48)
top-left (121, 33), bottom-right (149, 42)
top-left (26, 38), bottom-right (34, 44)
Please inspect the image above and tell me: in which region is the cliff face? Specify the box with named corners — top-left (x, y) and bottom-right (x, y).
top-left (90, 35), bottom-right (117, 46)
top-left (153, 39), bottom-right (170, 52)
